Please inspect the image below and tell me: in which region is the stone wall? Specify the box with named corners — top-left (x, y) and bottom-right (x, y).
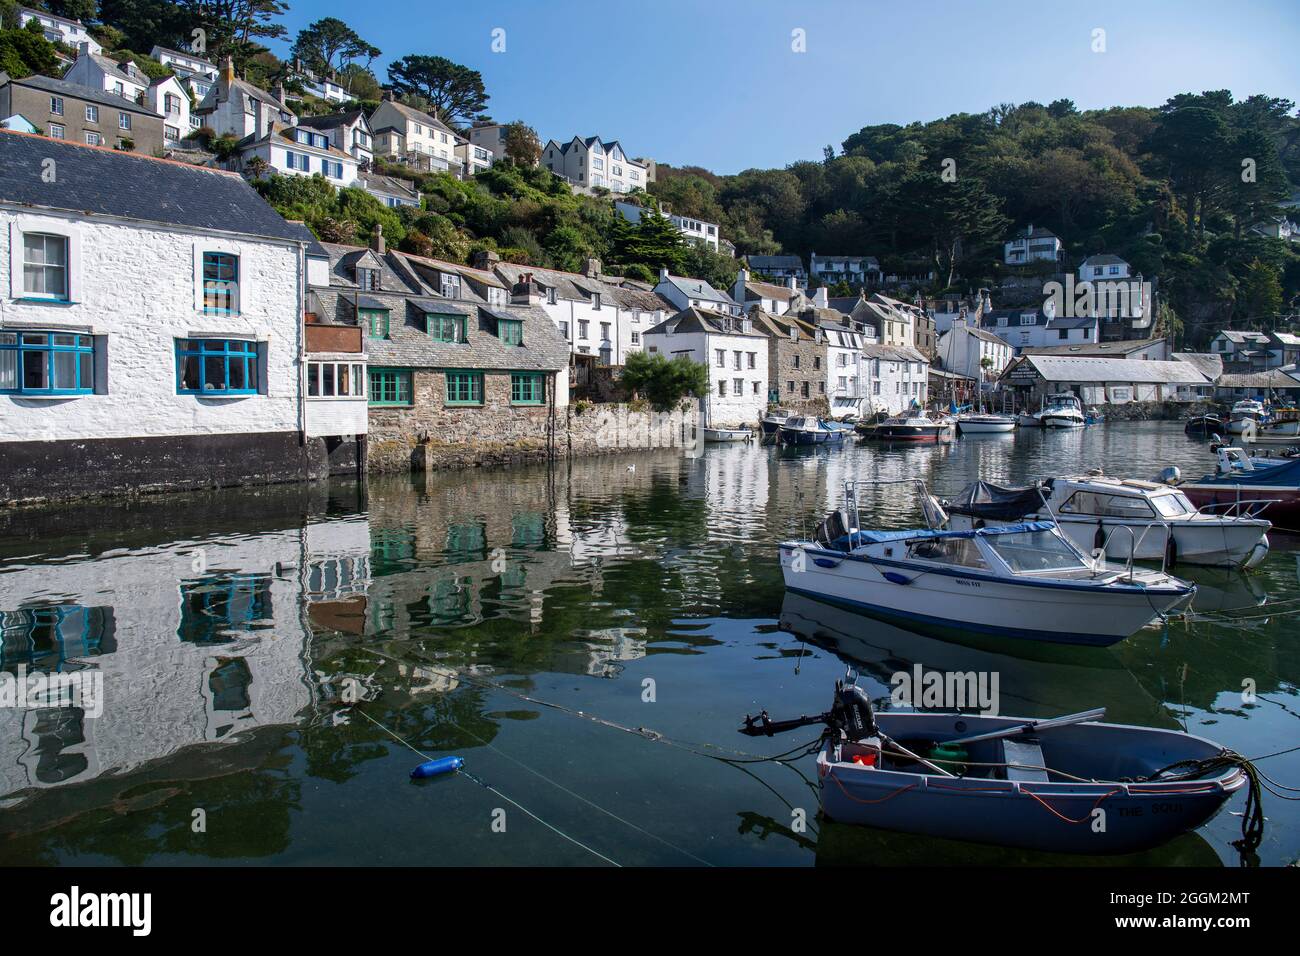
top-left (367, 365), bottom-right (699, 474)
top-left (1094, 400), bottom-right (1220, 422)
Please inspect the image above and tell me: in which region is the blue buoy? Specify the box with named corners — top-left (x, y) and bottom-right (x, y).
top-left (410, 756), bottom-right (464, 779)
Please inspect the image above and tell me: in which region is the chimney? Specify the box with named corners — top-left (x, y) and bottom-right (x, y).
top-left (273, 81), bottom-right (286, 106)
top-left (786, 275), bottom-right (798, 291)
top-left (371, 223), bottom-right (385, 255)
top-left (657, 267), bottom-right (669, 283)
top-left (511, 272), bottom-right (543, 306)
top-left (812, 287), bottom-right (828, 308)
top-left (78, 41), bottom-right (90, 56)
top-left (382, 89), bottom-right (395, 102)
top-left (222, 56), bottom-right (235, 85)
top-left (737, 268), bottom-right (749, 285)
top-left (470, 249), bottom-right (500, 271)
top-left (582, 257), bottom-right (601, 279)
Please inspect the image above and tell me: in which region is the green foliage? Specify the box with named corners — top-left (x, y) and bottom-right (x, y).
top-left (253, 173), bottom-right (405, 247)
top-left (0, 25), bottom-right (59, 78)
top-left (290, 17), bottom-right (379, 77)
top-left (386, 54), bottom-right (488, 127)
top-left (502, 120), bottom-right (542, 166)
top-left (621, 351), bottom-right (710, 412)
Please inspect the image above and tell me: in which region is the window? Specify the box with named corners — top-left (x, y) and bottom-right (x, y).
top-left (787, 380), bottom-right (795, 393)
top-left (630, 331), bottom-right (639, 345)
top-left (164, 124), bottom-right (180, 142)
top-left (164, 93), bottom-right (180, 115)
top-left (307, 361), bottom-right (365, 398)
top-left (445, 370), bottom-right (483, 405)
top-left (559, 320), bottom-right (569, 338)
top-left (0, 331), bottom-right (94, 394)
top-left (715, 349), bottom-right (725, 367)
top-left (427, 312), bottom-right (466, 342)
top-left (202, 252), bottom-right (238, 314)
top-left (119, 112), bottom-right (131, 130)
top-left (440, 274), bottom-right (461, 298)
top-left (748, 352), bottom-right (756, 369)
top-left (733, 377), bottom-right (743, 394)
top-left (547, 287), bottom-right (557, 305)
top-left (368, 368), bottom-right (412, 406)
top-left (499, 319), bottom-right (523, 346)
top-left (487, 288), bottom-right (506, 307)
top-left (510, 372), bottom-right (545, 405)
top-left (578, 320), bottom-right (589, 340)
top-left (364, 309), bottom-right (390, 339)
top-left (1020, 314), bottom-right (1036, 326)
top-left (85, 132), bottom-right (101, 146)
top-left (599, 322), bottom-right (611, 342)
top-left (113, 82), bottom-right (124, 97)
top-left (85, 105), bottom-right (98, 122)
top-left (753, 381), bottom-right (761, 395)
top-left (284, 151), bottom-right (310, 171)
top-left (176, 338), bottom-right (258, 395)
top-left (322, 159), bottom-right (343, 179)
top-left (592, 293), bottom-right (602, 310)
top-left (718, 380), bottom-right (727, 397)
top-left (22, 233), bottom-right (68, 299)
top-left (357, 267), bottom-right (380, 291)
top-left (49, 96), bottom-right (63, 116)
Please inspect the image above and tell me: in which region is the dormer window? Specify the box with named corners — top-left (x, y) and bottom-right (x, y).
top-left (498, 318), bottom-right (523, 346)
top-left (440, 274), bottom-right (461, 298)
top-left (357, 267), bottom-right (380, 291)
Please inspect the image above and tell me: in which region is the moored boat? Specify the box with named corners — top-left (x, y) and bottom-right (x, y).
top-left (778, 415), bottom-right (846, 445)
top-left (759, 408), bottom-right (792, 437)
top-left (940, 475), bottom-right (1271, 568)
top-left (869, 413), bottom-right (955, 442)
top-left (703, 426), bottom-right (753, 443)
top-left (1038, 393), bottom-right (1086, 429)
top-left (956, 413), bottom-right (1017, 434)
top-left (1166, 444), bottom-right (1300, 534)
top-left (1227, 398), bottom-right (1266, 435)
top-left (741, 680), bottom-right (1250, 855)
top-left (1184, 413), bottom-right (1226, 438)
top-left (779, 483), bottom-right (1195, 646)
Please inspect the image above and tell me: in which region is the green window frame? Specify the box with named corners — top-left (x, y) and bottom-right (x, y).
top-left (498, 319), bottom-right (523, 346)
top-left (510, 371), bottom-right (545, 406)
top-left (368, 367), bottom-right (412, 406)
top-left (445, 370), bottom-right (483, 406)
top-left (427, 312), bottom-right (466, 343)
top-left (363, 308), bottom-right (390, 339)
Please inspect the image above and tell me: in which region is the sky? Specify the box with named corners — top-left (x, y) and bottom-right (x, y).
top-left (272, 0), bottom-right (1300, 175)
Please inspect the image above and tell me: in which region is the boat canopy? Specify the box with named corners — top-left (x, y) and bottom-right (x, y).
top-left (945, 479), bottom-right (1050, 521)
top-left (832, 520), bottom-right (1056, 549)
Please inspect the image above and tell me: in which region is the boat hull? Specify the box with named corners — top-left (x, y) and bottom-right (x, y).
top-left (957, 419), bottom-right (1016, 434)
top-left (817, 719), bottom-right (1244, 854)
top-left (779, 544), bottom-right (1192, 646)
top-left (703, 428), bottom-right (751, 443)
top-left (871, 425), bottom-right (952, 442)
top-left (1042, 414), bottom-right (1086, 429)
top-left (1181, 484), bottom-right (1300, 534)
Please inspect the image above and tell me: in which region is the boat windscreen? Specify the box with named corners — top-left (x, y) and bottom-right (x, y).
top-left (983, 530), bottom-right (1088, 573)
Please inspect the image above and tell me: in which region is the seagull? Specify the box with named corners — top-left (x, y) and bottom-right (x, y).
top-left (627, 464), bottom-right (636, 473)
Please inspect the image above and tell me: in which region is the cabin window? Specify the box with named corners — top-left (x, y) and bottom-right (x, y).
top-left (368, 367), bottom-right (412, 406)
top-left (202, 252), bottom-right (239, 314)
top-left (445, 370), bottom-right (483, 406)
top-left (906, 536), bottom-right (988, 569)
top-left (0, 331), bottom-right (94, 394)
top-left (985, 531), bottom-right (1086, 573)
top-left (1059, 491), bottom-right (1155, 519)
top-left (175, 338), bottom-right (259, 395)
top-left (510, 372), bottom-right (545, 405)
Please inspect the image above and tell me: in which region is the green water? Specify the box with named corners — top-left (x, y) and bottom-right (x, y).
top-left (0, 421), bottom-right (1295, 866)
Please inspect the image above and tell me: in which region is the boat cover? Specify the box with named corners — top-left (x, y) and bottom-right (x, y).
top-left (1197, 456), bottom-right (1300, 487)
top-left (944, 479), bottom-right (1050, 520)
top-left (830, 521), bottom-right (1055, 550)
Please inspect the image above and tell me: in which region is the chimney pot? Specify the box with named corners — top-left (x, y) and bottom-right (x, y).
top-left (371, 223), bottom-right (385, 255)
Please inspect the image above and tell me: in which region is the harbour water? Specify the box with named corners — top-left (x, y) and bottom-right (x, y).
top-left (0, 421), bottom-right (1296, 866)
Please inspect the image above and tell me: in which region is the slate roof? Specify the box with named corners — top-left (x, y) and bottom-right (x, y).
top-left (643, 306), bottom-right (767, 339)
top-left (1022, 337), bottom-right (1164, 357)
top-left (6, 73), bottom-right (158, 115)
top-left (1216, 369), bottom-right (1300, 389)
top-left (1079, 253), bottom-right (1128, 267)
top-left (312, 242), bottom-right (566, 371)
top-left (372, 99), bottom-right (458, 137)
top-left (746, 254), bottom-right (804, 272)
top-left (1172, 352), bottom-right (1224, 380)
top-left (657, 273), bottom-right (739, 308)
top-left (0, 130), bottom-right (305, 242)
top-left (284, 220), bottom-right (328, 258)
top-left (357, 171), bottom-right (418, 201)
top-left (297, 110), bottom-right (367, 130)
top-left (863, 343), bottom-right (928, 363)
top-left (738, 279), bottom-right (799, 303)
top-left (87, 53), bottom-right (147, 87)
top-left (1013, 355), bottom-right (1207, 384)
top-left (945, 324), bottom-right (1009, 347)
top-left (827, 295), bottom-right (867, 314)
top-left (748, 308), bottom-right (818, 341)
top-left (1010, 225), bottom-right (1060, 240)
top-left (982, 307), bottom-right (1051, 328)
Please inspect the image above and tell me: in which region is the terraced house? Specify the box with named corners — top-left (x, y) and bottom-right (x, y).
top-left (0, 132), bottom-right (316, 501)
top-left (307, 233), bottom-right (569, 471)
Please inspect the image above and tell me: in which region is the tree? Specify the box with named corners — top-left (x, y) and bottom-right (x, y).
top-left (502, 120), bottom-right (541, 166)
top-left (386, 54), bottom-right (488, 127)
top-left (179, 0), bottom-right (288, 70)
top-left (621, 352), bottom-right (710, 412)
top-left (1238, 259), bottom-right (1284, 327)
top-left (290, 17), bottom-right (379, 79)
top-left (885, 171), bottom-right (1008, 288)
top-left (624, 205), bottom-right (688, 273)
top-left (0, 24), bottom-right (59, 77)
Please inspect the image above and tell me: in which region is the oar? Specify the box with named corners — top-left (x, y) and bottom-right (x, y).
top-left (941, 708), bottom-right (1106, 748)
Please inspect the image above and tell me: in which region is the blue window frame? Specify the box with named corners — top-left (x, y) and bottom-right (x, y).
top-left (202, 252), bottom-right (239, 314)
top-left (323, 159), bottom-right (343, 178)
top-left (0, 330), bottom-right (94, 395)
top-left (176, 338), bottom-right (259, 395)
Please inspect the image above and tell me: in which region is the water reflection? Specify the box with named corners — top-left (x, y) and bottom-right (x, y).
top-left (0, 424), bottom-right (1294, 866)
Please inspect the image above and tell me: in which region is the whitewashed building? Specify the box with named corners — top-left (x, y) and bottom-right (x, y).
top-left (642, 307), bottom-right (768, 427)
top-left (1004, 224), bottom-right (1063, 266)
top-left (1077, 254), bottom-right (1131, 282)
top-left (467, 123), bottom-right (509, 163)
top-left (863, 344), bottom-right (930, 416)
top-left (193, 58), bottom-right (296, 141)
top-left (297, 109), bottom-right (374, 165)
top-left (19, 7), bottom-right (101, 55)
top-left (64, 49), bottom-right (149, 104)
top-left (357, 171), bottom-right (420, 209)
top-left (654, 269), bottom-right (742, 317)
top-left (542, 136), bottom-right (648, 193)
top-left (240, 125), bottom-right (360, 187)
top-left (369, 96), bottom-right (464, 176)
top-left (148, 74), bottom-right (192, 145)
top-left (614, 200), bottom-right (720, 251)
top-left (149, 45), bottom-right (219, 103)
top-left (1001, 354), bottom-right (1210, 405)
top-left (0, 132), bottom-right (319, 501)
top-left (937, 318), bottom-right (1015, 384)
top-left (809, 253), bottom-right (881, 288)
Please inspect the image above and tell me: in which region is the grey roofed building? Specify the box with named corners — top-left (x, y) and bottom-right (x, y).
top-left (297, 109), bottom-right (367, 130)
top-left (311, 241), bottom-right (567, 372)
top-left (356, 171), bottom-right (419, 205)
top-left (642, 306), bottom-right (766, 339)
top-left (1009, 354), bottom-right (1208, 385)
top-left (1172, 352), bottom-right (1224, 381)
top-left (655, 272), bottom-right (741, 313)
top-left (746, 254), bottom-right (805, 273)
top-left (1021, 337), bottom-right (1163, 356)
top-left (1079, 253), bottom-right (1127, 267)
top-left (3, 71), bottom-right (160, 116)
top-left (0, 128), bottom-right (304, 242)
top-left (862, 342), bottom-right (928, 364)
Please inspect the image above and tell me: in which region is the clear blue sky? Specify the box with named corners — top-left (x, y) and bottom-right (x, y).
top-left (273, 0), bottom-right (1300, 174)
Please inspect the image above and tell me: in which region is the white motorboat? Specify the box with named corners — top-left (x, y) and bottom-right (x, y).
top-left (779, 482), bottom-right (1195, 646)
top-left (703, 427), bottom-right (753, 443)
top-left (1227, 399), bottom-right (1266, 435)
top-left (1037, 393), bottom-right (1086, 429)
top-left (940, 475), bottom-right (1271, 569)
top-left (956, 413), bottom-right (1017, 434)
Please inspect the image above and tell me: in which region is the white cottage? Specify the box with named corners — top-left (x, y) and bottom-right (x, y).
top-left (0, 131), bottom-right (317, 501)
top-left (642, 307), bottom-right (768, 427)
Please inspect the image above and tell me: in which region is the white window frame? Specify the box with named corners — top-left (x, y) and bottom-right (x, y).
top-left (192, 241), bottom-right (251, 315)
top-left (9, 217), bottom-right (82, 303)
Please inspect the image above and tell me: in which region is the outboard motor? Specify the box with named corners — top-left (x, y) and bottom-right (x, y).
top-left (1155, 465), bottom-right (1181, 486)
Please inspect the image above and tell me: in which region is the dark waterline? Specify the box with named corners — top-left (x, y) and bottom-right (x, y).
top-left (0, 422), bottom-right (1296, 866)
